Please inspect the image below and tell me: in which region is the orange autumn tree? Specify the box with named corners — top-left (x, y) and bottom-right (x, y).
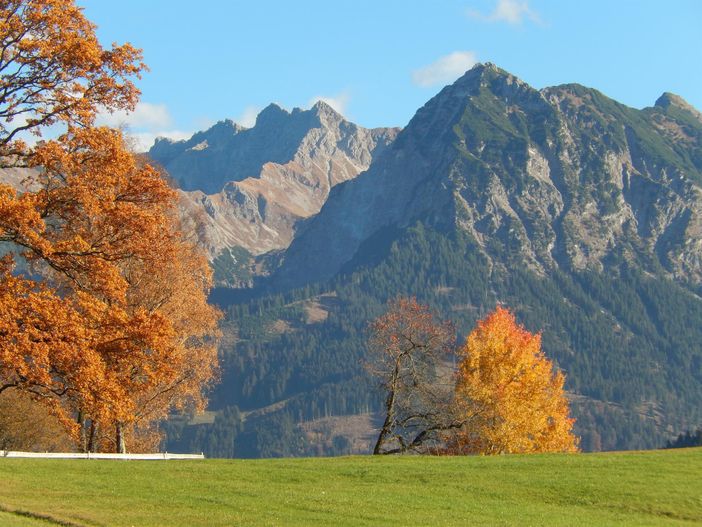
top-left (1, 127), bottom-right (220, 454)
top-left (0, 0), bottom-right (219, 453)
top-left (452, 307), bottom-right (578, 454)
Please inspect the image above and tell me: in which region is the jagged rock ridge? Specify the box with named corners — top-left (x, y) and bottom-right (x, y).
top-left (149, 102), bottom-right (399, 262)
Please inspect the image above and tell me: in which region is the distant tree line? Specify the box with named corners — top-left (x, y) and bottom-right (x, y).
top-left (665, 429), bottom-right (702, 449)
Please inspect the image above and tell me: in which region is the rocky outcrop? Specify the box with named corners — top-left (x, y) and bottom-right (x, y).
top-left (150, 102), bottom-right (399, 260)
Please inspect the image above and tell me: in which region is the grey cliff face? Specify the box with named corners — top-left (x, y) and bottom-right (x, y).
top-left (149, 102), bottom-right (399, 259)
top-left (275, 63), bottom-right (702, 289)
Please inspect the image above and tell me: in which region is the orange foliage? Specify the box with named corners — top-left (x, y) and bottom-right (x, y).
top-left (452, 307), bottom-right (579, 454)
top-left (0, 1), bottom-right (219, 453)
top-left (0, 128), bottom-right (220, 452)
top-left (0, 390), bottom-right (73, 451)
top-left (0, 0), bottom-right (143, 162)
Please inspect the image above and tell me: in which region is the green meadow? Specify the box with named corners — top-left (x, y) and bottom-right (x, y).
top-left (1, 448), bottom-right (700, 526)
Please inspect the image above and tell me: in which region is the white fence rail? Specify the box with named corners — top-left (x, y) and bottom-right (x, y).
top-left (0, 450), bottom-right (204, 460)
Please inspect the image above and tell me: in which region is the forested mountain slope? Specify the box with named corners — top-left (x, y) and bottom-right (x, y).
top-left (153, 64), bottom-right (702, 456)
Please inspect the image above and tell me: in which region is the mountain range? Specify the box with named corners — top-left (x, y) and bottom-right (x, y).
top-left (160, 63), bottom-right (702, 458)
top-left (275, 64), bottom-right (702, 290)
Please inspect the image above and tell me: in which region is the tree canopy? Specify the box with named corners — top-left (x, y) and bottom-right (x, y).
top-left (367, 297), bottom-right (461, 454)
top-left (452, 307), bottom-right (579, 454)
top-left (0, 0), bottom-right (143, 162)
top-left (0, 0), bottom-right (219, 453)
top-left (368, 299), bottom-right (578, 455)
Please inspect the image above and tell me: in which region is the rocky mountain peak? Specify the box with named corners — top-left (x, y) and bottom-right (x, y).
top-left (255, 103), bottom-right (291, 127)
top-left (391, 62), bottom-right (544, 158)
top-left (149, 119), bottom-right (245, 167)
top-left (449, 62), bottom-right (527, 95)
top-left (191, 119), bottom-right (247, 148)
top-left (310, 99), bottom-right (340, 115)
top-left (309, 100), bottom-right (345, 127)
top-left (655, 92), bottom-right (702, 123)
top-left (255, 101), bottom-right (346, 130)
top-left (211, 118), bottom-right (247, 134)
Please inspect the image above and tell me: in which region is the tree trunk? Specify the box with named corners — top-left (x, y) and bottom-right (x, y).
top-left (115, 422), bottom-right (126, 454)
top-left (374, 360), bottom-right (401, 454)
top-left (77, 411), bottom-right (87, 453)
top-left (87, 421), bottom-right (97, 453)
top-left (373, 386), bottom-right (396, 454)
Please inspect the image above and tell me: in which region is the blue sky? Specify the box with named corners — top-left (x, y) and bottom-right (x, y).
top-left (80, 0), bottom-right (702, 150)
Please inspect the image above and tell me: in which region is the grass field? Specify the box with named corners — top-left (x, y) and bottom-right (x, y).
top-left (0, 448), bottom-right (700, 526)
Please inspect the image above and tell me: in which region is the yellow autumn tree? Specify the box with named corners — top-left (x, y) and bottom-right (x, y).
top-left (452, 307), bottom-right (578, 454)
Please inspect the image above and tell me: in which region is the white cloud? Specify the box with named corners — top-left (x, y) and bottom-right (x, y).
top-left (95, 102), bottom-right (197, 152)
top-left (467, 0), bottom-right (541, 25)
top-left (128, 130), bottom-right (193, 152)
top-left (308, 92), bottom-right (351, 116)
top-left (412, 51), bottom-right (479, 88)
top-left (96, 102), bottom-right (173, 130)
top-left (235, 106), bottom-right (261, 128)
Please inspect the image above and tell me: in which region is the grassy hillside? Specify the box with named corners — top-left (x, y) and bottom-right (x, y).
top-left (0, 448), bottom-right (700, 526)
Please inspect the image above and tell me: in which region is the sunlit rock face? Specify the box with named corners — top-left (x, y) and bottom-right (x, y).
top-left (149, 102), bottom-right (398, 263)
